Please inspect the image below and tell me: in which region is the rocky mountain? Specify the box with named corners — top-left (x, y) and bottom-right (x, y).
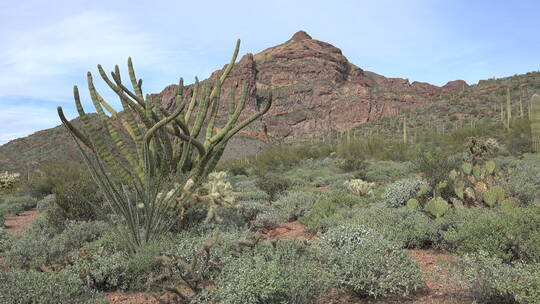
top-left (156, 31), bottom-right (467, 143)
top-left (5, 30), bottom-right (537, 173)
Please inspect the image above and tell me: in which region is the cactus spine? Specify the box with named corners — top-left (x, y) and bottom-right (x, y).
top-left (57, 40), bottom-right (272, 250)
top-left (531, 94), bottom-right (540, 152)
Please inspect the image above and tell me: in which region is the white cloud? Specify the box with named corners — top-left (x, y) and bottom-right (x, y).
top-left (0, 10), bottom-right (159, 102)
top-left (0, 104), bottom-right (61, 145)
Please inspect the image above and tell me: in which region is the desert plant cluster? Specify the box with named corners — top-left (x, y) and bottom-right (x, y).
top-left (1, 41), bottom-right (540, 304)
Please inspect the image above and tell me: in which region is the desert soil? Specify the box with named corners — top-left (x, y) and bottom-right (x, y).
top-left (4, 210), bottom-right (39, 235)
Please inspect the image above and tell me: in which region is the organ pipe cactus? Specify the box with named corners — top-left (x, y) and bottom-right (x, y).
top-left (57, 40), bottom-right (272, 250)
top-left (531, 94), bottom-right (540, 152)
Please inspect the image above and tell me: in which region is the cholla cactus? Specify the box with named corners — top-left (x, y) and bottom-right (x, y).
top-left (344, 179), bottom-right (375, 197)
top-left (158, 172), bottom-right (237, 223)
top-left (199, 171), bottom-right (238, 222)
top-left (0, 172), bottom-right (21, 190)
top-left (464, 137), bottom-right (499, 165)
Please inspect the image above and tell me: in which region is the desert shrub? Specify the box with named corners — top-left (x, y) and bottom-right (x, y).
top-left (249, 144), bottom-right (333, 171)
top-left (413, 149), bottom-right (460, 188)
top-left (496, 154), bottom-right (540, 205)
top-left (299, 190), bottom-right (361, 233)
top-left (53, 173), bottom-right (105, 221)
top-left (255, 173), bottom-right (294, 201)
top-left (237, 200), bottom-right (273, 222)
top-left (348, 206), bottom-right (436, 249)
top-left (272, 189), bottom-right (323, 221)
top-left (21, 162), bottom-right (84, 198)
top-left (381, 178), bottom-right (427, 208)
top-left (4, 219), bottom-right (110, 270)
top-left (505, 117), bottom-right (532, 155)
top-left (0, 270), bottom-right (101, 304)
top-left (251, 210), bottom-right (283, 230)
top-left (0, 227), bottom-right (13, 252)
top-left (72, 231), bottom-right (161, 291)
top-left (67, 251), bottom-right (129, 291)
top-left (442, 206), bottom-right (540, 263)
top-left (318, 225), bottom-right (423, 298)
top-left (202, 240), bottom-right (328, 304)
top-left (363, 160), bottom-right (413, 184)
top-left (449, 252), bottom-right (540, 304)
top-left (232, 178), bottom-right (268, 202)
top-left (36, 194), bottom-right (55, 210)
top-left (335, 157), bottom-right (367, 172)
top-left (1, 195), bottom-right (37, 216)
top-left (284, 166), bottom-right (334, 186)
top-left (218, 159), bottom-right (250, 176)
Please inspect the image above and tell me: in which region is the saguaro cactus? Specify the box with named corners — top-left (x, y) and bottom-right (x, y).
top-left (403, 118), bottom-right (408, 143)
top-left (531, 94), bottom-right (540, 152)
top-left (57, 40), bottom-right (272, 250)
top-left (506, 88), bottom-right (512, 131)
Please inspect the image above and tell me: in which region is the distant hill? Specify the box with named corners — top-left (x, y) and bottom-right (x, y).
top-left (1, 31), bottom-right (539, 173)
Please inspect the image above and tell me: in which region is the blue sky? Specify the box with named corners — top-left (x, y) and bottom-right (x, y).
top-left (1, 0), bottom-right (539, 144)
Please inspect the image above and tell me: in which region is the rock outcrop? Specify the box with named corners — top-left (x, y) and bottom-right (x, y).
top-left (156, 31), bottom-right (468, 143)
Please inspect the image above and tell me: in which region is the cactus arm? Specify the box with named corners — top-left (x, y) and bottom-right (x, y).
top-left (190, 86), bottom-right (212, 139)
top-left (205, 39), bottom-right (240, 103)
top-left (72, 85), bottom-right (133, 184)
top-left (97, 64), bottom-right (145, 108)
top-left (220, 92), bottom-right (272, 144)
top-left (208, 83), bottom-right (248, 145)
top-left (204, 79), bottom-right (222, 146)
top-left (184, 77), bottom-right (199, 122)
top-left (127, 57), bottom-right (144, 100)
top-left (111, 66), bottom-right (147, 107)
top-left (57, 105), bottom-right (92, 149)
top-left (227, 89), bottom-right (236, 117)
top-left (88, 73), bottom-right (145, 183)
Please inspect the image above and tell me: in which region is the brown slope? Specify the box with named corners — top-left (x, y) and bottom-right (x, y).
top-left (0, 31), bottom-right (467, 172)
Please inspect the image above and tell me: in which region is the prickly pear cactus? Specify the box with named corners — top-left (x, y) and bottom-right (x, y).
top-left (462, 162), bottom-right (473, 175)
top-left (406, 198), bottom-right (420, 210)
top-left (483, 188), bottom-right (498, 207)
top-left (485, 161), bottom-right (496, 175)
top-left (424, 197), bottom-right (449, 218)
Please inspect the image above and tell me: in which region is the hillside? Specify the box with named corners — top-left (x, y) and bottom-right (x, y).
top-left (1, 31), bottom-right (539, 173)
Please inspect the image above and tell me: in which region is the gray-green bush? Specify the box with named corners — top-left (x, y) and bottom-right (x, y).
top-left (381, 178), bottom-right (427, 208)
top-left (0, 270), bottom-right (101, 304)
top-left (318, 224), bottom-right (424, 298)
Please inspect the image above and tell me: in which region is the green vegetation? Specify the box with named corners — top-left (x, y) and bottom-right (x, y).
top-left (56, 39), bottom-right (271, 250)
top-left (3, 50), bottom-right (540, 303)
